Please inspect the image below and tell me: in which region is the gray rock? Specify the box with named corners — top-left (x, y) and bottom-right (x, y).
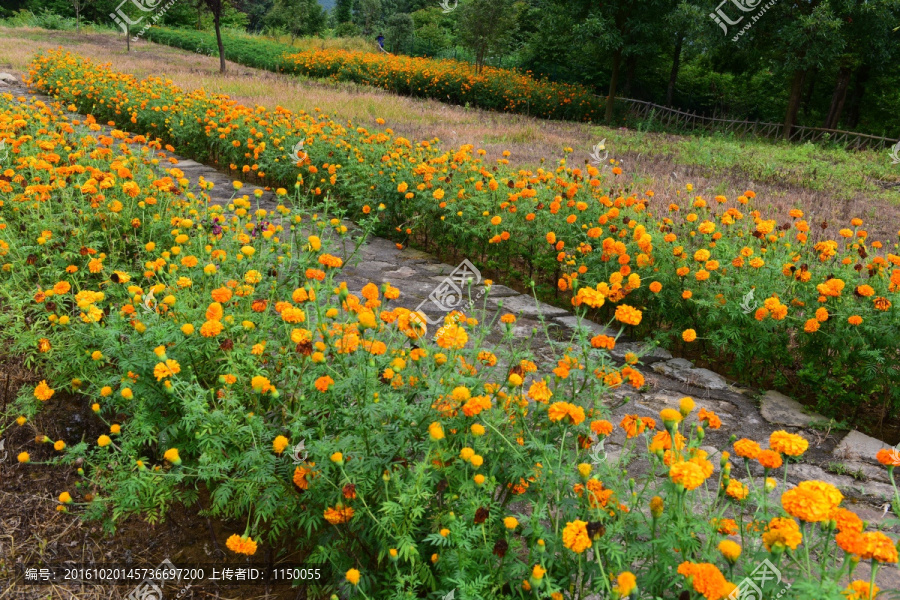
top-left (759, 390), bottom-right (825, 428)
top-left (480, 283), bottom-right (519, 298)
top-left (841, 460), bottom-right (892, 484)
top-left (383, 266), bottom-right (418, 278)
top-left (651, 359), bottom-right (729, 390)
top-left (0, 73), bottom-right (18, 84)
top-left (834, 430), bottom-right (891, 462)
top-left (487, 294), bottom-right (568, 318)
top-left (788, 463), bottom-right (896, 502)
top-left (351, 260), bottom-right (394, 274)
top-left (553, 315), bottom-right (618, 337)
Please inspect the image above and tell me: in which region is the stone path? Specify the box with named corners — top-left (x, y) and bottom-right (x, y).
top-left (4, 75), bottom-right (900, 590)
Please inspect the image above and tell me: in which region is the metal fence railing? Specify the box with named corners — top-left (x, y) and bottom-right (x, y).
top-left (614, 97), bottom-right (899, 151)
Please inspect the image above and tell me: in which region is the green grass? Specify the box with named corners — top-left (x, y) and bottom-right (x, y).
top-left (599, 126), bottom-right (900, 203)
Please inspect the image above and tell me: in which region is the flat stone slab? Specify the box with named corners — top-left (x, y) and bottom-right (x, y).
top-left (759, 390), bottom-right (825, 428)
top-left (651, 359), bottom-right (729, 390)
top-left (487, 294), bottom-right (568, 318)
top-left (834, 430), bottom-right (891, 462)
top-left (0, 73), bottom-right (17, 84)
top-left (553, 315), bottom-right (617, 337)
top-left (610, 342), bottom-right (672, 365)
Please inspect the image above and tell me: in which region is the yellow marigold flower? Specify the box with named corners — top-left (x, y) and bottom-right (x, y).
top-left (330, 452), bottom-right (344, 465)
top-left (679, 396), bottom-right (695, 416)
top-left (561, 520), bottom-right (592, 553)
top-left (474, 474), bottom-right (485, 485)
top-left (164, 448), bottom-right (182, 465)
top-left (470, 454), bottom-right (484, 468)
top-left (54, 440), bottom-right (65, 451)
top-left (273, 435), bottom-right (289, 454)
top-left (18, 452), bottom-right (29, 463)
top-left (471, 423), bottom-right (485, 436)
top-left (345, 568), bottom-right (360, 586)
top-left (428, 421), bottom-right (445, 441)
top-left (181, 323), bottom-right (195, 335)
top-left (650, 496), bottom-right (664, 518)
top-left (59, 492), bottom-right (73, 504)
top-left (97, 435), bottom-right (112, 448)
top-left (577, 463), bottom-right (592, 479)
top-left (504, 517), bottom-right (519, 530)
top-left (660, 408), bottom-right (682, 425)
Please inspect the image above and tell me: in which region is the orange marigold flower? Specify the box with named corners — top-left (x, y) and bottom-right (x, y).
top-left (614, 305), bottom-right (642, 326)
top-left (769, 431), bottom-right (808, 457)
top-left (733, 438), bottom-right (761, 460)
top-left (762, 517), bottom-right (802, 551)
top-left (670, 461), bottom-right (706, 490)
top-left (314, 375), bottom-right (334, 392)
top-left (225, 534), bottom-right (257, 556)
top-left (876, 448), bottom-right (900, 467)
top-left (561, 520), bottom-right (591, 553)
top-left (34, 381), bottom-right (55, 401)
top-left (676, 562), bottom-right (734, 600)
top-left (756, 449), bottom-right (783, 470)
top-left (324, 504), bottom-right (355, 524)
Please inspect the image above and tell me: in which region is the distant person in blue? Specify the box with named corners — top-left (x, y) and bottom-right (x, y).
top-left (376, 35), bottom-right (386, 52)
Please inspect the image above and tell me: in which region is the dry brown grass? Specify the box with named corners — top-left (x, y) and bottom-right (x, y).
top-left (0, 26), bottom-right (898, 242)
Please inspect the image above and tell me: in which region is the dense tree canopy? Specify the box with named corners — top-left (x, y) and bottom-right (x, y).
top-left (1, 0), bottom-right (897, 135)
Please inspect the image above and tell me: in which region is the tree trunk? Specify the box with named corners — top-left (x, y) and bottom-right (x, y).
top-left (800, 67), bottom-right (817, 117)
top-left (782, 69), bottom-right (805, 140)
top-left (604, 49), bottom-right (622, 124)
top-left (127, 22), bottom-right (131, 51)
top-left (823, 66), bottom-right (852, 130)
top-left (622, 55), bottom-right (637, 97)
top-left (214, 11), bottom-right (226, 74)
top-left (844, 65), bottom-right (870, 130)
top-left (74, 1), bottom-right (80, 34)
top-left (666, 34), bottom-right (683, 106)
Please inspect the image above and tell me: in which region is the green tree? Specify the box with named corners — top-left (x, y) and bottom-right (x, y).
top-left (457, 0), bottom-right (520, 73)
top-left (263, 0), bottom-right (325, 42)
top-left (334, 0), bottom-right (353, 23)
top-left (384, 12), bottom-right (414, 53)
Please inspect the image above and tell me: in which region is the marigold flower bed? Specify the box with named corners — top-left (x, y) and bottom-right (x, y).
top-left (2, 57), bottom-right (900, 600)
top-left (141, 27), bottom-right (604, 123)
top-left (27, 49), bottom-right (900, 420)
